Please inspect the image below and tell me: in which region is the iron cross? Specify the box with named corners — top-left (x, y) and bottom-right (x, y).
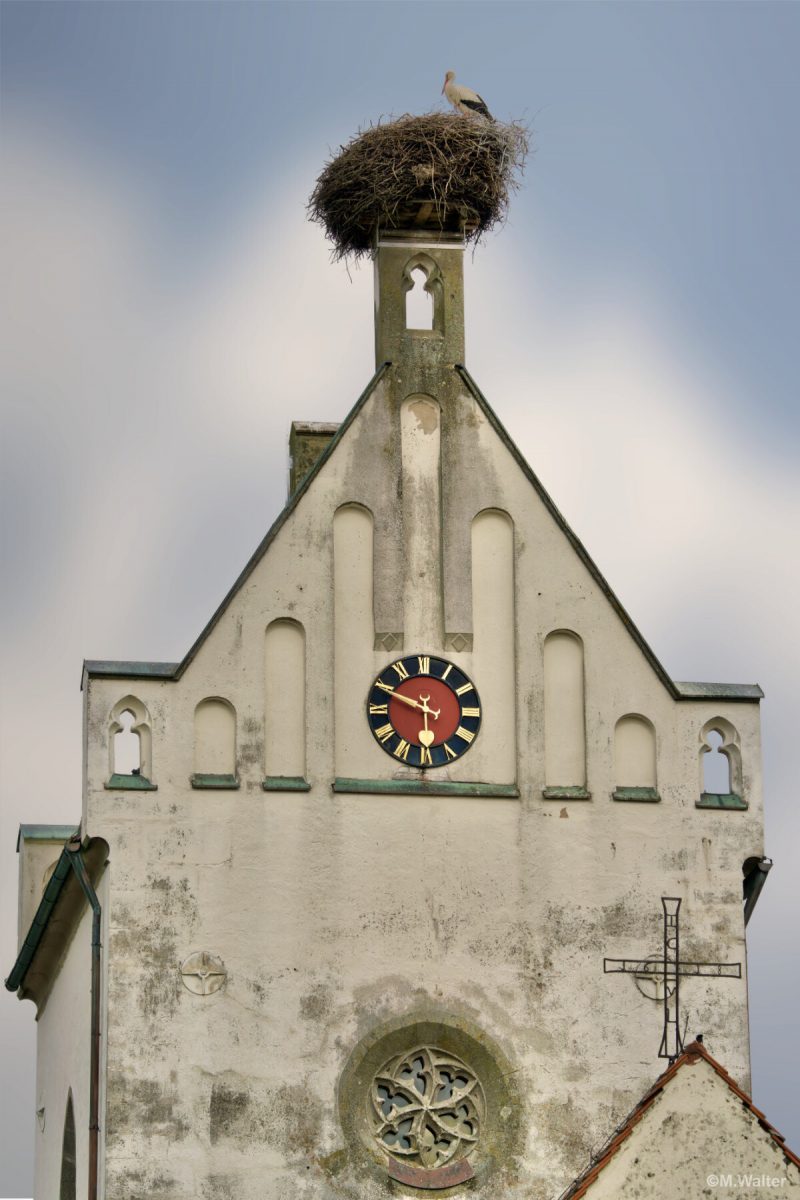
top-left (604, 897), bottom-right (742, 1062)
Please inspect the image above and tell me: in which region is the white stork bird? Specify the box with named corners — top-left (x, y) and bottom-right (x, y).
top-left (442, 71), bottom-right (494, 122)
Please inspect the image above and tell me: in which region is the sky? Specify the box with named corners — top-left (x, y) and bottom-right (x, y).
top-left (1, 1), bottom-right (799, 1194)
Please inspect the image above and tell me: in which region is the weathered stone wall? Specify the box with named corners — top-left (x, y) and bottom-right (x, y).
top-left (75, 233), bottom-right (764, 1199)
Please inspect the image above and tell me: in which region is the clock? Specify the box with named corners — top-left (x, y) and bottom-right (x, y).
top-left (367, 655), bottom-right (481, 769)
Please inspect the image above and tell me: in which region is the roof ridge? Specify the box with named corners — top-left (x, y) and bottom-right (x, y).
top-left (559, 1041), bottom-right (800, 1199)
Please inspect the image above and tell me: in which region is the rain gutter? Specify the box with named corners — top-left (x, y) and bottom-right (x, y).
top-left (4, 837), bottom-right (77, 993)
top-left (65, 837), bottom-right (102, 1200)
top-left (743, 857), bottom-right (773, 926)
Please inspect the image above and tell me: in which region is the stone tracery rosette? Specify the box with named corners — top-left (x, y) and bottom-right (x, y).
top-left (369, 1046), bottom-right (485, 1170)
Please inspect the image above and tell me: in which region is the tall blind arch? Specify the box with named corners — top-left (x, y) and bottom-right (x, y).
top-left (614, 714), bottom-right (657, 788)
top-left (194, 698), bottom-right (236, 777)
top-left (334, 503), bottom-right (376, 777)
top-left (472, 509), bottom-right (516, 781)
top-left (264, 619), bottom-right (306, 779)
top-left (543, 631), bottom-right (586, 788)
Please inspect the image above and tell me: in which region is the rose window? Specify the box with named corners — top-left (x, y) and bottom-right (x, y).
top-left (369, 1046), bottom-right (485, 1170)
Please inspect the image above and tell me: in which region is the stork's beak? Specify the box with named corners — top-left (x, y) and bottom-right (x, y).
top-left (441, 80), bottom-right (446, 94)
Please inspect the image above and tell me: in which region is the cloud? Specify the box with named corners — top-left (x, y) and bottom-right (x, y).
top-left (469, 252), bottom-right (800, 683)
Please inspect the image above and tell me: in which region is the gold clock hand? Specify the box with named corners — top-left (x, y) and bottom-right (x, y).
top-left (392, 691), bottom-right (423, 712)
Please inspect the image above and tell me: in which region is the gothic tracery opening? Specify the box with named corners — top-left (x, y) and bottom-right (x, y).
top-left (370, 1046), bottom-right (484, 1170)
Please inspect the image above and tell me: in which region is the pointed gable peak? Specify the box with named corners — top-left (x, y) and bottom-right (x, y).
top-left (562, 1041), bottom-right (800, 1199)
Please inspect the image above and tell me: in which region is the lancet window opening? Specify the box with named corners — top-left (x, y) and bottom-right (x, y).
top-left (402, 254), bottom-right (444, 334)
top-left (108, 695), bottom-right (153, 782)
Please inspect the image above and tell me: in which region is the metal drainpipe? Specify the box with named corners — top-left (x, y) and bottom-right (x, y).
top-left (744, 856), bottom-right (773, 926)
top-left (66, 838), bottom-right (101, 1200)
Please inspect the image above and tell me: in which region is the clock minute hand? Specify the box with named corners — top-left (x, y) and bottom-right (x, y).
top-left (392, 691), bottom-right (424, 712)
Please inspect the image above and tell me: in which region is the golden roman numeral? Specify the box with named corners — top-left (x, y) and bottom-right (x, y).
top-left (461, 706), bottom-right (481, 718)
top-left (419, 746), bottom-right (432, 767)
top-left (392, 660), bottom-right (409, 680)
top-left (393, 738), bottom-right (410, 761)
top-left (455, 726), bottom-right (475, 744)
top-left (375, 680), bottom-right (395, 694)
top-left (417, 655), bottom-right (430, 674)
top-left (444, 743), bottom-right (457, 760)
top-left (369, 703), bottom-right (388, 715)
top-left (441, 664), bottom-right (452, 680)
top-left (375, 723), bottom-right (394, 743)
top-left (455, 683), bottom-right (473, 696)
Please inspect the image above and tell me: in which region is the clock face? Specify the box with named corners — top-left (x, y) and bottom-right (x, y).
top-left (367, 655), bottom-right (481, 769)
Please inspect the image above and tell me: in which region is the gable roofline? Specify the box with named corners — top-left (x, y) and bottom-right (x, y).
top-left (5, 833), bottom-right (108, 1003)
top-left (456, 366), bottom-right (763, 704)
top-left (560, 1040), bottom-right (800, 1199)
top-left (17, 824), bottom-right (79, 851)
top-left (82, 362), bottom-right (762, 702)
top-left (81, 363), bottom-right (392, 691)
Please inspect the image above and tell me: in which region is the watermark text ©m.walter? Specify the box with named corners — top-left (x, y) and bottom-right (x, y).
top-left (707, 1175), bottom-right (789, 1190)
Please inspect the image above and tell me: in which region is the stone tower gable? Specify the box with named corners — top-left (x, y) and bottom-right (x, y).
top-left (84, 351), bottom-right (763, 806)
top-left (67, 227), bottom-right (766, 1200)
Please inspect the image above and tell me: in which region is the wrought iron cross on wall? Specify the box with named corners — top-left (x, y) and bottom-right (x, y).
top-left (604, 897), bottom-right (742, 1062)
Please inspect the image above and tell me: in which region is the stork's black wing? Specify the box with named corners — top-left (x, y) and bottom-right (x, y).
top-left (461, 95), bottom-right (494, 121)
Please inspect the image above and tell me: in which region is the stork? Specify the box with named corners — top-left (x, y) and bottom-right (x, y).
top-left (442, 71), bottom-right (494, 122)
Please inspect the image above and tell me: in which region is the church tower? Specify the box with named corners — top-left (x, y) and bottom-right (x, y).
top-left (7, 116), bottom-right (783, 1200)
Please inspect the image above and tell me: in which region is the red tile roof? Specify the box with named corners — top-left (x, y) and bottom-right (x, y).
top-left (559, 1041), bottom-right (800, 1199)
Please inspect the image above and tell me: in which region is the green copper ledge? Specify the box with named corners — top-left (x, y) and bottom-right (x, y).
top-left (191, 774), bottom-right (240, 790)
top-left (542, 786), bottom-right (591, 801)
top-left (262, 776), bottom-right (311, 792)
top-left (105, 774), bottom-right (157, 791)
top-left (697, 792), bottom-right (748, 810)
top-left (672, 681), bottom-right (764, 701)
top-left (334, 778), bottom-right (519, 798)
top-left (612, 787), bottom-right (661, 803)
top-left (83, 660), bottom-right (178, 680)
top-left (17, 825), bottom-right (78, 849)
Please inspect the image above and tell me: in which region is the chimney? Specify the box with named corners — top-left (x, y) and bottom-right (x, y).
top-left (289, 422), bottom-right (340, 495)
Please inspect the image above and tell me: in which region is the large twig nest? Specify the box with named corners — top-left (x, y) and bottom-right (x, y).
top-left (308, 113), bottom-right (530, 261)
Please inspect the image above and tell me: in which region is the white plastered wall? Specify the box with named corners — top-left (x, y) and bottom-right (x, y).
top-left (32, 872), bottom-right (107, 1200)
top-left (79, 373), bottom-right (765, 1199)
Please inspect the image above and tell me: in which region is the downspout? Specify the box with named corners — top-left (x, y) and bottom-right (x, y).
top-left (66, 837), bottom-right (101, 1200)
top-left (743, 856), bottom-right (773, 926)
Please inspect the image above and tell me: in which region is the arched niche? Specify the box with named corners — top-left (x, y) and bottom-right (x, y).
top-left (333, 503), bottom-right (376, 778)
top-left (192, 697), bottom-right (237, 787)
top-left (59, 1090), bottom-right (76, 1200)
top-left (402, 253), bottom-right (444, 334)
top-left (107, 695), bottom-right (155, 788)
top-left (543, 630), bottom-right (587, 796)
top-left (471, 509), bottom-right (516, 781)
top-left (333, 503), bottom-right (375, 629)
top-left (613, 714), bottom-right (660, 802)
top-left (697, 717), bottom-right (745, 809)
top-left (400, 398), bottom-right (443, 648)
top-left (264, 618), bottom-right (307, 787)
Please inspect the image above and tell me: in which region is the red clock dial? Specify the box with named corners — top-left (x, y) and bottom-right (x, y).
top-left (367, 655), bottom-right (482, 769)
top-left (388, 677), bottom-right (461, 747)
